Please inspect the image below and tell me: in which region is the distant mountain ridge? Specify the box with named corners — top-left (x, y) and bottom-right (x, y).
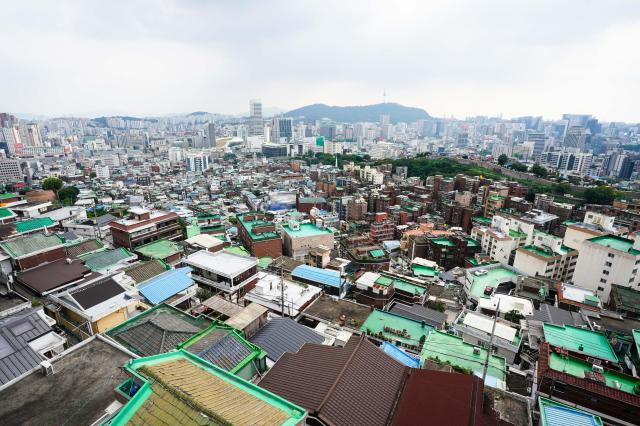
top-left (285, 102), bottom-right (430, 123)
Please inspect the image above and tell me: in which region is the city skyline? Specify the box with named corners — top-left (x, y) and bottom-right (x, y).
top-left (1, 1), bottom-right (639, 121)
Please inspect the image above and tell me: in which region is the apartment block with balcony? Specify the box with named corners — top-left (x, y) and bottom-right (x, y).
top-left (185, 250), bottom-right (259, 302)
top-left (572, 234), bottom-right (640, 302)
top-left (110, 207), bottom-right (182, 250)
top-left (470, 214), bottom-right (534, 265)
top-left (513, 231), bottom-right (578, 282)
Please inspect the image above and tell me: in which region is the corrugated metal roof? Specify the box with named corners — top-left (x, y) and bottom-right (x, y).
top-left (292, 265), bottom-right (342, 288)
top-left (380, 342), bottom-right (420, 368)
top-left (123, 260), bottom-right (169, 284)
top-left (15, 217), bottom-right (55, 234)
top-left (138, 267), bottom-right (193, 305)
top-left (0, 233), bottom-right (64, 259)
top-left (539, 398), bottom-right (602, 426)
top-left (79, 248), bottom-right (134, 272)
top-left (250, 318), bottom-right (324, 362)
top-left (0, 308), bottom-right (52, 385)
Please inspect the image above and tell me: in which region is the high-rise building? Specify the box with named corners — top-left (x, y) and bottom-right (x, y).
top-left (272, 117), bottom-right (293, 142)
top-left (563, 126), bottom-right (588, 151)
top-left (186, 152), bottom-right (210, 173)
top-left (207, 122), bottom-right (216, 148)
top-left (249, 99), bottom-right (263, 136)
top-left (0, 158), bottom-right (23, 184)
top-left (1, 127), bottom-right (22, 156)
top-left (380, 114), bottom-right (390, 127)
top-left (526, 131), bottom-right (546, 160)
top-left (24, 123), bottom-right (42, 147)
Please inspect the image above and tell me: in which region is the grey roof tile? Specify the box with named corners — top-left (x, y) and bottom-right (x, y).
top-left (250, 318), bottom-right (324, 361)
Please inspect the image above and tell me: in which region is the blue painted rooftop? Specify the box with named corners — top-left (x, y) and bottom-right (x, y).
top-left (380, 342), bottom-right (420, 368)
top-left (539, 397), bottom-right (602, 426)
top-left (292, 265), bottom-right (343, 288)
top-left (138, 267), bottom-right (193, 305)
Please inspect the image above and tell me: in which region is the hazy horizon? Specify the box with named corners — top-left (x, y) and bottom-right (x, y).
top-left (2, 1), bottom-right (639, 122)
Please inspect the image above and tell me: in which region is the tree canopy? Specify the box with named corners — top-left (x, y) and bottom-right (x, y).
top-left (58, 186), bottom-right (80, 205)
top-left (530, 163), bottom-right (548, 178)
top-left (42, 177), bottom-right (63, 192)
top-left (584, 186), bottom-right (617, 205)
top-left (497, 154), bottom-right (509, 166)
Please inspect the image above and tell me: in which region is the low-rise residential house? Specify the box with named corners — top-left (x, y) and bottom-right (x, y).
top-left (236, 211), bottom-right (283, 257)
top-left (105, 303), bottom-right (211, 356)
top-left (464, 264), bottom-right (521, 304)
top-left (361, 309), bottom-right (434, 353)
top-left (48, 275), bottom-right (139, 337)
top-left (250, 317), bottom-right (325, 367)
top-left (420, 330), bottom-right (507, 387)
top-left (291, 264), bottom-right (348, 298)
top-left (110, 208), bottom-right (181, 250)
top-left (537, 342), bottom-right (640, 425)
top-left (105, 350), bottom-right (306, 425)
top-left (387, 302), bottom-right (447, 330)
top-left (177, 322), bottom-right (267, 380)
top-left (244, 271), bottom-right (321, 317)
top-left (135, 238), bottom-right (183, 265)
top-left (282, 220), bottom-right (334, 262)
top-left (136, 267), bottom-right (196, 307)
top-left (78, 247), bottom-right (137, 274)
top-left (471, 214), bottom-right (534, 265)
top-left (355, 271), bottom-right (428, 308)
top-left (0, 233), bottom-right (66, 271)
top-left (0, 337), bottom-right (134, 424)
top-left (0, 307), bottom-right (65, 389)
top-left (453, 310), bottom-right (523, 364)
top-left (185, 249), bottom-right (259, 302)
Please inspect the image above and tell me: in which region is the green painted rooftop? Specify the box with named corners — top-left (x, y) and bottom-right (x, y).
top-left (374, 275), bottom-right (427, 295)
top-left (520, 245), bottom-right (558, 259)
top-left (283, 222), bottom-right (332, 238)
top-left (107, 350), bottom-right (306, 426)
top-left (238, 213), bottom-right (280, 241)
top-left (0, 208), bottom-right (14, 218)
top-left (0, 233), bottom-right (64, 259)
top-left (468, 267), bottom-right (518, 300)
top-left (15, 217), bottom-right (55, 233)
top-left (224, 245), bottom-right (251, 257)
top-left (543, 324), bottom-right (618, 362)
top-left (420, 331), bottom-right (506, 381)
top-left (411, 264), bottom-right (438, 277)
top-left (79, 247), bottom-right (134, 272)
top-left (298, 196), bottom-right (326, 204)
top-left (432, 237), bottom-right (455, 247)
top-left (508, 229), bottom-right (528, 238)
top-left (473, 216), bottom-right (492, 224)
top-left (466, 238), bottom-right (479, 247)
top-left (369, 249), bottom-right (385, 258)
top-left (588, 235), bottom-right (640, 255)
top-left (361, 309), bottom-right (434, 348)
top-left (548, 352), bottom-right (638, 395)
top-left (0, 193), bottom-right (19, 200)
top-left (136, 239), bottom-right (183, 260)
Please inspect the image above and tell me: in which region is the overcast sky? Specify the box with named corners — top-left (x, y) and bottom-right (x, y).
top-left (1, 1), bottom-right (639, 121)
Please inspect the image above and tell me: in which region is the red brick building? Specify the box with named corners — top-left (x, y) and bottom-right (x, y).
top-left (236, 212), bottom-right (283, 258)
top-left (110, 208), bottom-right (182, 250)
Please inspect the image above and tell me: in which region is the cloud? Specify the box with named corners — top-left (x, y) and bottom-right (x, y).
top-left (1, 0), bottom-right (639, 121)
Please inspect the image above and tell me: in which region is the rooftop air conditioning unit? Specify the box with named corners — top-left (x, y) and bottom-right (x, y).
top-left (592, 364), bottom-right (604, 374)
top-left (473, 347), bottom-right (481, 355)
top-left (40, 360), bottom-right (54, 376)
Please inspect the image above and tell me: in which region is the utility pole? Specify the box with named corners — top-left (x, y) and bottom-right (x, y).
top-left (482, 298), bottom-right (501, 383)
top-left (280, 263), bottom-right (285, 318)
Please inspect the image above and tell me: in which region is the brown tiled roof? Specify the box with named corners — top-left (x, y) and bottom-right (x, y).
top-left (392, 369), bottom-right (497, 426)
top-left (131, 358), bottom-right (291, 425)
top-left (124, 260), bottom-right (169, 284)
top-left (259, 336), bottom-right (408, 426)
top-left (66, 239), bottom-right (103, 258)
top-left (16, 259), bottom-right (91, 295)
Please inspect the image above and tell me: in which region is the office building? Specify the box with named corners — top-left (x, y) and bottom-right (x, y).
top-left (186, 152), bottom-right (210, 173)
top-left (272, 117), bottom-right (293, 142)
top-left (249, 99), bottom-right (264, 136)
top-left (207, 122), bottom-right (216, 148)
top-left (110, 208), bottom-right (182, 249)
top-left (0, 158), bottom-right (22, 183)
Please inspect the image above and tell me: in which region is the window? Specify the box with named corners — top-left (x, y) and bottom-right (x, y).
top-left (605, 262), bottom-right (612, 267)
top-left (602, 270), bottom-right (609, 275)
top-left (608, 253), bottom-right (615, 258)
top-left (599, 279), bottom-right (606, 284)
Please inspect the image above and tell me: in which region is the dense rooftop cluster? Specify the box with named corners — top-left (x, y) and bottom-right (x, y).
top-left (0, 109), bottom-right (638, 425)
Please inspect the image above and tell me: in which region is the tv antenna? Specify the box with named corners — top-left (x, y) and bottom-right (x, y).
top-left (383, 89), bottom-right (387, 104)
